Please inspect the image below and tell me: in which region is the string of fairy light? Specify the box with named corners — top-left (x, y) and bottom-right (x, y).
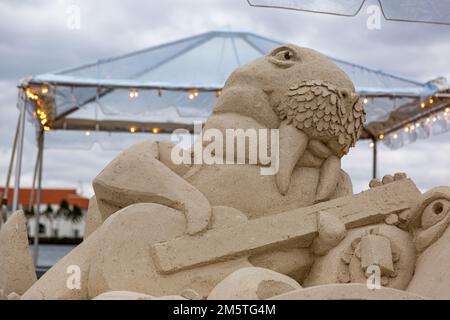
top-left (125, 87), bottom-right (221, 134)
top-left (25, 86), bottom-right (52, 132)
top-left (365, 95), bottom-right (450, 148)
top-left (24, 85), bottom-right (222, 135)
top-left (25, 85), bottom-right (448, 143)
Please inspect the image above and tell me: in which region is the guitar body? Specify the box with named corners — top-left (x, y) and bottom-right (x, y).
top-left (87, 204), bottom-right (253, 299)
top-left (23, 200), bottom-right (314, 300)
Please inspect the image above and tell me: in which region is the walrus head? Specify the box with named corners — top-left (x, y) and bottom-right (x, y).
top-left (209, 44), bottom-right (365, 194)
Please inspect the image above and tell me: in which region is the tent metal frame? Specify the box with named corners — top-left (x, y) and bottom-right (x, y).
top-left (1, 90), bottom-right (45, 266)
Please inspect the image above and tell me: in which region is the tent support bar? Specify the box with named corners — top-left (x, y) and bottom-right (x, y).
top-left (0, 116), bottom-right (20, 223)
top-left (28, 141), bottom-right (42, 212)
top-left (372, 138), bottom-right (378, 180)
top-left (231, 36), bottom-right (241, 66)
top-left (33, 131), bottom-right (44, 266)
top-left (12, 92), bottom-right (27, 213)
top-left (132, 34), bottom-right (214, 79)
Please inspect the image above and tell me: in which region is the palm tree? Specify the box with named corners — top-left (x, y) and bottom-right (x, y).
top-left (56, 200), bottom-right (70, 217)
top-left (43, 204), bottom-right (55, 237)
top-left (43, 204), bottom-right (54, 217)
top-left (65, 204), bottom-right (83, 224)
top-left (58, 200), bottom-right (83, 223)
top-left (24, 206), bottom-right (35, 218)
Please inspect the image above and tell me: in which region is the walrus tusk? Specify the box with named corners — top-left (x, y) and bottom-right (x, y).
top-left (275, 120), bottom-right (309, 195)
top-left (315, 155), bottom-right (341, 203)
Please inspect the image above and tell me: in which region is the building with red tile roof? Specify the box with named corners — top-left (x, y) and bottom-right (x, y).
top-left (0, 187), bottom-right (89, 209)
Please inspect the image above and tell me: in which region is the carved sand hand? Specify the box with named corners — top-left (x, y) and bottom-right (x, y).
top-left (369, 172), bottom-right (408, 189)
top-left (93, 140), bottom-right (211, 235)
top-left (311, 211), bottom-right (346, 256)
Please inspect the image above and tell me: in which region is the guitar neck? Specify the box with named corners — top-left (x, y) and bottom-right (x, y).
top-left (152, 179), bottom-right (421, 274)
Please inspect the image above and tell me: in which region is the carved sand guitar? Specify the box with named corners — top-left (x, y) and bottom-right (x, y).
top-left (151, 179), bottom-right (419, 275)
top-left (22, 179), bottom-right (420, 299)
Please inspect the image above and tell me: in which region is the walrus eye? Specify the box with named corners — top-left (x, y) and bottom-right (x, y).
top-left (269, 46), bottom-right (297, 68)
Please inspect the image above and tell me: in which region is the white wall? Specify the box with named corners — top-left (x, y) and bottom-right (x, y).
top-left (27, 211), bottom-right (86, 239)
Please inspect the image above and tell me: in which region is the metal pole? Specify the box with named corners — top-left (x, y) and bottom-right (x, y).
top-left (33, 131), bottom-right (44, 266)
top-left (12, 92), bottom-right (27, 212)
top-left (0, 117), bottom-right (20, 224)
top-left (372, 138), bottom-right (378, 180)
top-left (28, 146), bottom-right (42, 212)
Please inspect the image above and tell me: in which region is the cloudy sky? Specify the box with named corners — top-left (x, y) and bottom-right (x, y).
top-left (0, 0), bottom-right (449, 198)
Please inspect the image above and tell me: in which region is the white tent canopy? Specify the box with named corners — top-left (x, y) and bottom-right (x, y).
top-left (18, 29), bottom-right (448, 150)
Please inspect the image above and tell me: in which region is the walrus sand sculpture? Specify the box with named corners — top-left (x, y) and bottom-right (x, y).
top-left (185, 44), bottom-right (364, 222)
top-left (89, 44), bottom-right (363, 237)
top-left (3, 44), bottom-right (450, 300)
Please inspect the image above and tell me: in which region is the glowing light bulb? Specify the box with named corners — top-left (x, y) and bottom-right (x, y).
top-left (41, 118), bottom-right (47, 125)
top-left (429, 98), bottom-right (434, 104)
top-left (410, 125), bottom-right (415, 131)
top-left (215, 90), bottom-right (222, 98)
top-left (129, 89), bottom-right (139, 98)
top-left (25, 88), bottom-right (38, 100)
top-left (393, 134), bottom-right (398, 139)
top-left (404, 127), bottom-right (409, 133)
top-left (85, 131), bottom-right (91, 136)
top-left (363, 98), bottom-right (369, 104)
top-left (43, 126), bottom-right (51, 131)
top-left (420, 102), bottom-right (426, 109)
top-left (41, 86), bottom-right (48, 94)
top-left (369, 142), bottom-right (374, 148)
top-left (130, 127), bottom-right (136, 133)
top-left (415, 123), bottom-right (420, 128)
top-left (432, 117), bottom-right (437, 122)
top-left (188, 93), bottom-right (195, 100)
top-left (379, 134), bottom-right (384, 140)
top-left (194, 90), bottom-right (199, 97)
top-left (152, 127), bottom-right (160, 134)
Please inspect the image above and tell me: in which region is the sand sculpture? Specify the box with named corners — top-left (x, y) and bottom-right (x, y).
top-left (0, 211), bottom-right (37, 299)
top-left (1, 44), bottom-right (450, 300)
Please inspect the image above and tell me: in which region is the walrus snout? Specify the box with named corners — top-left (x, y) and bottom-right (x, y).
top-left (274, 80), bottom-right (365, 195)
